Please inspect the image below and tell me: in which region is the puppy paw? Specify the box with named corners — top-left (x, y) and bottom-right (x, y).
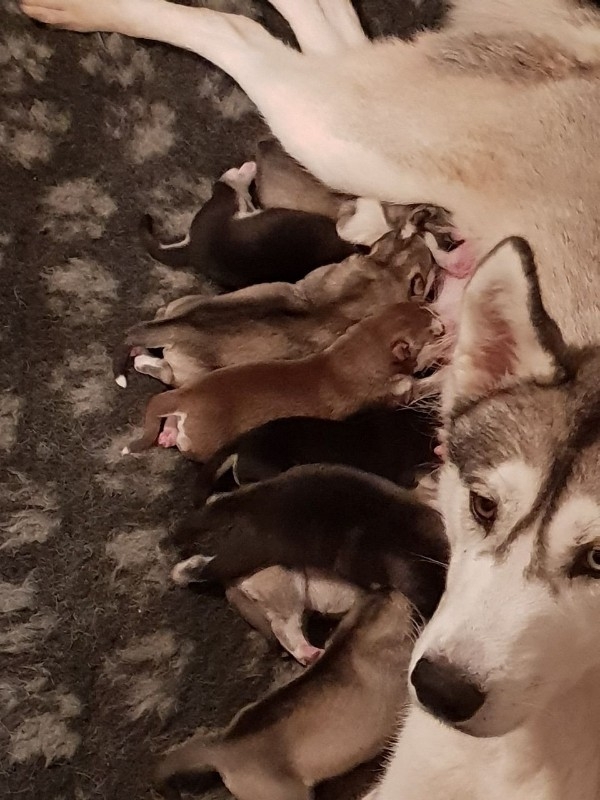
top-left (157, 427), bottom-right (178, 449)
top-left (296, 644), bottom-right (324, 666)
top-left (237, 161), bottom-right (257, 184)
top-left (170, 555), bottom-right (214, 586)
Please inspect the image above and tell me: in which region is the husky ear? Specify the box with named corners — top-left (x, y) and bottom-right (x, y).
top-left (444, 237), bottom-right (569, 416)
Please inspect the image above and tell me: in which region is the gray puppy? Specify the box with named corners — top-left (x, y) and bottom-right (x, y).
top-left (153, 591), bottom-right (414, 800)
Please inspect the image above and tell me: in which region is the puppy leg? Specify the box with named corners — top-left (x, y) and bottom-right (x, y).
top-left (270, 615), bottom-right (324, 665)
top-left (225, 586), bottom-right (278, 644)
top-left (133, 354), bottom-right (174, 385)
top-left (123, 390), bottom-right (177, 454)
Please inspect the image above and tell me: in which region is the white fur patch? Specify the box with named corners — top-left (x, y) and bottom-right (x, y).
top-left (336, 197), bottom-right (391, 246)
top-left (171, 555), bottom-right (213, 586)
top-left (156, 232), bottom-right (190, 250)
top-left (487, 459), bottom-right (542, 521)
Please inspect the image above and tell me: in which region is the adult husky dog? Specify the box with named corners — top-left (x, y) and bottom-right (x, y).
top-left (21, 0), bottom-right (600, 798)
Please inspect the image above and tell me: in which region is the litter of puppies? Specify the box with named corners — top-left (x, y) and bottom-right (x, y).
top-left (115, 140), bottom-right (455, 799)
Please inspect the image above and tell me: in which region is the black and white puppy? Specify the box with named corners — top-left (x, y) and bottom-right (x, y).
top-left (140, 161), bottom-right (360, 289)
top-left (195, 406), bottom-right (438, 506)
top-left (172, 464), bottom-right (448, 621)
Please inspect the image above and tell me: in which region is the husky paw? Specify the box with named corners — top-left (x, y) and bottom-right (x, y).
top-left (20, 0), bottom-right (132, 32)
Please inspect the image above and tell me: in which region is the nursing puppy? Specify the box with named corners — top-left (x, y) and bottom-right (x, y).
top-left (256, 138), bottom-right (461, 252)
top-left (171, 464), bottom-right (447, 620)
top-left (195, 406), bottom-right (438, 506)
top-left (122, 302), bottom-right (442, 462)
top-left (153, 591), bottom-right (414, 800)
top-left (141, 160), bottom-right (359, 289)
top-left (173, 563), bottom-right (359, 666)
top-left (113, 227), bottom-right (437, 389)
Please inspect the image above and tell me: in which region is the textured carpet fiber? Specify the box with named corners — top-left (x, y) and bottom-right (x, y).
top-left (1, 1), bottom-right (442, 798)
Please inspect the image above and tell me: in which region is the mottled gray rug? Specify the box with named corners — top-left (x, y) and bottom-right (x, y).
top-left (0, 2), bottom-right (443, 798)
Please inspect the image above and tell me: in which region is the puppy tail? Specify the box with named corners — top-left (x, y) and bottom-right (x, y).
top-left (112, 341), bottom-right (136, 388)
top-left (153, 735), bottom-right (221, 799)
top-left (139, 214), bottom-right (190, 267)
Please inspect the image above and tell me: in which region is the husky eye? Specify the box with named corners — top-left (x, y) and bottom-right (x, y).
top-left (469, 491), bottom-right (498, 529)
top-left (586, 549), bottom-right (600, 573)
top-left (569, 547), bottom-right (600, 579)
top-left (410, 274), bottom-right (426, 299)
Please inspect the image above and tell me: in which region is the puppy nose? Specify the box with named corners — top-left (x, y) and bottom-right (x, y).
top-left (411, 656), bottom-right (486, 724)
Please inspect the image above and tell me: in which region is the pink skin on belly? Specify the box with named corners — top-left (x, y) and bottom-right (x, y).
top-left (436, 238), bottom-right (477, 279)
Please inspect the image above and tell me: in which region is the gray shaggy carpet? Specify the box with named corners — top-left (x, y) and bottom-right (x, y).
top-left (0, 2), bottom-right (443, 798)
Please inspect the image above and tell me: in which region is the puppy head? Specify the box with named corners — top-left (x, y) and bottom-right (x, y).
top-left (384, 305), bottom-right (445, 374)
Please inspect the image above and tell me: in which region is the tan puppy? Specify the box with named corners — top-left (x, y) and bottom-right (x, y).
top-left (113, 228), bottom-right (438, 389)
top-left (153, 591), bottom-right (415, 800)
top-left (123, 302), bottom-right (442, 462)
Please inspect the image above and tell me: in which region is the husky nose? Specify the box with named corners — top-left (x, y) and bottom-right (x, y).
top-left (411, 656), bottom-right (486, 724)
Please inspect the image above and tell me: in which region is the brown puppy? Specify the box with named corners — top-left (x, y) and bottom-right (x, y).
top-left (122, 302), bottom-right (442, 461)
top-left (113, 227), bottom-right (438, 389)
top-left (153, 591), bottom-right (415, 800)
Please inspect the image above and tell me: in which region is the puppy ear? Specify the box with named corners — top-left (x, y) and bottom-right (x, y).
top-left (391, 339), bottom-right (417, 374)
top-left (391, 339), bottom-right (409, 361)
top-left (443, 237), bottom-right (569, 417)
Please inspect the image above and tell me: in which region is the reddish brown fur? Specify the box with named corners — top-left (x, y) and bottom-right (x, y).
top-left (127, 302), bottom-right (441, 461)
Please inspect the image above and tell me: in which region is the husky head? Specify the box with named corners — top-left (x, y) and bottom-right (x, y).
top-left (409, 237), bottom-right (600, 737)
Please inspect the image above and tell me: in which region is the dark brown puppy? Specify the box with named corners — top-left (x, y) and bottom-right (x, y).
top-left (141, 161), bottom-right (359, 289)
top-left (113, 227), bottom-right (437, 388)
top-left (153, 592), bottom-right (415, 800)
top-left (195, 405), bottom-right (438, 506)
top-left (123, 302), bottom-right (442, 462)
top-left (171, 464), bottom-right (448, 621)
